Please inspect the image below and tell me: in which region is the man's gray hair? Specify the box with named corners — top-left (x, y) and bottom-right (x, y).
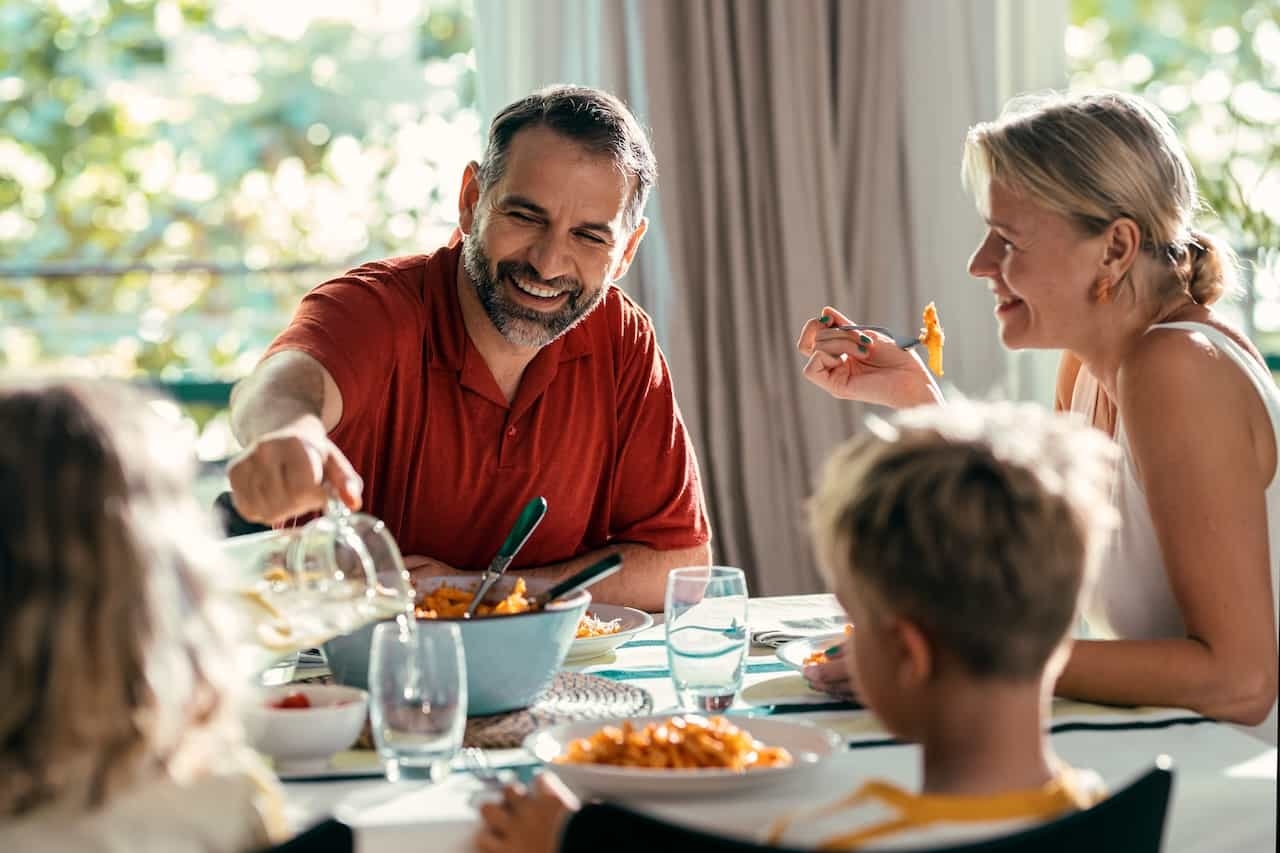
top-left (477, 85), bottom-right (656, 230)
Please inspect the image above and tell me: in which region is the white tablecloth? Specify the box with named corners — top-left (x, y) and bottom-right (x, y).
top-left (282, 595), bottom-right (1278, 853)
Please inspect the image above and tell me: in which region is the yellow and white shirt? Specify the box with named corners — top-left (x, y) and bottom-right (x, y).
top-left (765, 769), bottom-right (1106, 850)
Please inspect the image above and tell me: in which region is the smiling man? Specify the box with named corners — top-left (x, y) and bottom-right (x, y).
top-left (227, 86), bottom-right (711, 611)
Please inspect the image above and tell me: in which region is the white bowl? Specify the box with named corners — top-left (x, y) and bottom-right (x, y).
top-left (243, 684), bottom-right (368, 772)
top-left (564, 604), bottom-right (654, 663)
top-left (525, 714), bottom-right (844, 798)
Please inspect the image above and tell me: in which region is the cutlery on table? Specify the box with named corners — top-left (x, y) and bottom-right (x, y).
top-left (528, 553), bottom-right (623, 611)
top-left (465, 496), bottom-right (548, 619)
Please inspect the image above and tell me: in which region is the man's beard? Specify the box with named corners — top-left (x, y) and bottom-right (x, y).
top-left (462, 235), bottom-right (606, 349)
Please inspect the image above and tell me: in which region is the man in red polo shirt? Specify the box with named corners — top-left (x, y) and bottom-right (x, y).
top-left (226, 86), bottom-right (710, 611)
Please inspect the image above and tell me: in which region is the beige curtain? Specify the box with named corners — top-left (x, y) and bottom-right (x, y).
top-left (637, 0), bottom-right (913, 594)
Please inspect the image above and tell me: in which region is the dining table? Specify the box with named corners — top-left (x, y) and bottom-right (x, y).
top-left (279, 594), bottom-right (1278, 853)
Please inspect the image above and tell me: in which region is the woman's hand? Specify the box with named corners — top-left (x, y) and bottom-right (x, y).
top-left (801, 643), bottom-right (860, 702)
top-left (796, 306), bottom-right (943, 409)
top-left (475, 774), bottom-right (580, 853)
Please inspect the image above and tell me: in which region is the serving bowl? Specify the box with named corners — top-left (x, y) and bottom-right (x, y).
top-left (323, 575), bottom-right (590, 716)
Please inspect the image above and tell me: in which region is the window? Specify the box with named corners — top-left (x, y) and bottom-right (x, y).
top-left (1066, 0), bottom-right (1280, 377)
top-left (0, 0), bottom-right (479, 457)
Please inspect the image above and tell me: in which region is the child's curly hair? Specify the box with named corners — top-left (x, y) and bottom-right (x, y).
top-left (0, 379), bottom-right (242, 815)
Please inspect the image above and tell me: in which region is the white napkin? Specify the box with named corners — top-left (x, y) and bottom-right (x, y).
top-left (750, 617), bottom-right (848, 648)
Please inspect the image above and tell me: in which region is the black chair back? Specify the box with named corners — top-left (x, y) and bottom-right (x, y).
top-left (562, 760), bottom-right (1174, 853)
top-left (215, 490), bottom-right (271, 537)
top-left (258, 818), bottom-right (353, 853)
top-left (885, 760), bottom-right (1175, 853)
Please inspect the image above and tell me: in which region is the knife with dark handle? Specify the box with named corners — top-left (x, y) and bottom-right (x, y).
top-left (529, 553), bottom-right (623, 610)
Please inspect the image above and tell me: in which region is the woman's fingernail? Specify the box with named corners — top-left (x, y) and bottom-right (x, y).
top-left (823, 645), bottom-right (842, 657)
top-left (819, 315), bottom-right (831, 325)
top-left (859, 334), bottom-right (872, 345)
top-left (857, 344), bottom-right (868, 354)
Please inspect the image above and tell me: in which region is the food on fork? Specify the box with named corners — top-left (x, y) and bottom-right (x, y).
top-left (576, 611), bottom-right (624, 638)
top-left (554, 715), bottom-right (793, 771)
top-left (919, 302), bottom-right (945, 375)
top-left (802, 624), bottom-right (854, 666)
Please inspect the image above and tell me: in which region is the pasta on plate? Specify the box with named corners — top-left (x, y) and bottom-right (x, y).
top-left (554, 715), bottom-right (793, 771)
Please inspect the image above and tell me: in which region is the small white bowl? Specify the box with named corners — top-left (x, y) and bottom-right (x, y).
top-left (243, 684), bottom-right (368, 772)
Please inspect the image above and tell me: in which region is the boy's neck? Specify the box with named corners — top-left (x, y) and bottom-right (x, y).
top-left (917, 677), bottom-right (1058, 797)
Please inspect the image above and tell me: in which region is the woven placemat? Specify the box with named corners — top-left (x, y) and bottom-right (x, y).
top-left (464, 671), bottom-right (652, 748)
top-left (299, 671), bottom-right (651, 750)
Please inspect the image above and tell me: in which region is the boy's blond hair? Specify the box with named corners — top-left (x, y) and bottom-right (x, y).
top-left (810, 401), bottom-right (1119, 680)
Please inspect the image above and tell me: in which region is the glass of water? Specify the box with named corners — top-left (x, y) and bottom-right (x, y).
top-left (368, 621), bottom-right (467, 782)
top-left (665, 566), bottom-right (749, 711)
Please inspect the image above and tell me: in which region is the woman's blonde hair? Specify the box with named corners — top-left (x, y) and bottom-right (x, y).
top-left (810, 401), bottom-right (1119, 680)
top-left (0, 379), bottom-right (242, 816)
top-left (962, 90), bottom-right (1237, 306)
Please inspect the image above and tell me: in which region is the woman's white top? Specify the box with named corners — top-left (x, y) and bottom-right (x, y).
top-left (1073, 321), bottom-right (1280, 745)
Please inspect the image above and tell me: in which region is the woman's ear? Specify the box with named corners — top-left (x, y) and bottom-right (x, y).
top-left (1098, 216), bottom-right (1142, 289)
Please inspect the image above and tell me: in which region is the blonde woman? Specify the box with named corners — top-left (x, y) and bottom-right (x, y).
top-left (0, 380), bottom-right (288, 850)
top-left (797, 91), bottom-right (1279, 743)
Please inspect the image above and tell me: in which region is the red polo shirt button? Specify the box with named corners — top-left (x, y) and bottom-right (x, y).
top-left (506, 425), bottom-right (517, 438)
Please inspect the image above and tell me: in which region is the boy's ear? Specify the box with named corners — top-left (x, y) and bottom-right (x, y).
top-left (892, 618), bottom-right (933, 688)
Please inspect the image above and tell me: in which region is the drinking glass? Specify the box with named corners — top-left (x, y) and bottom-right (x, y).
top-left (368, 621), bottom-right (467, 782)
top-left (665, 566), bottom-right (749, 711)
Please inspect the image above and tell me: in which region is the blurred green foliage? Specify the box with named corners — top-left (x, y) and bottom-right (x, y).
top-left (0, 0), bottom-right (478, 386)
top-left (1068, 0), bottom-right (1280, 357)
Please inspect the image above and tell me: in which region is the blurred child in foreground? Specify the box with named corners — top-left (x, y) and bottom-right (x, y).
top-left (0, 379), bottom-right (288, 852)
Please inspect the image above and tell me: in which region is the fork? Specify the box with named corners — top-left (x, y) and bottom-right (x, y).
top-left (462, 747), bottom-right (503, 787)
top-left (835, 323), bottom-right (922, 350)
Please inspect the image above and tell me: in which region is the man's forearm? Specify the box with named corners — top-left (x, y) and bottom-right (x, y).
top-left (516, 542), bottom-right (711, 613)
top-left (230, 351), bottom-right (328, 446)
top-left (409, 542), bottom-right (712, 613)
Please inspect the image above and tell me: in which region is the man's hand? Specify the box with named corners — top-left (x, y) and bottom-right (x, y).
top-left (475, 774), bottom-right (580, 853)
top-left (227, 416), bottom-right (362, 525)
top-left (404, 555), bottom-right (461, 582)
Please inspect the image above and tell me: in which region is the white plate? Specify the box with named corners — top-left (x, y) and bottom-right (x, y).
top-left (564, 604), bottom-right (654, 662)
top-left (525, 714), bottom-right (843, 797)
top-left (775, 632), bottom-right (848, 671)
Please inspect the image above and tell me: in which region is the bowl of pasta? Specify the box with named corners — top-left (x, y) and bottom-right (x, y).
top-left (322, 574), bottom-right (590, 716)
top-left (526, 713), bottom-right (844, 797)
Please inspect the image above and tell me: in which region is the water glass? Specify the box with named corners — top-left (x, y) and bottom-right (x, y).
top-left (368, 621), bottom-right (467, 782)
top-left (665, 566), bottom-right (749, 711)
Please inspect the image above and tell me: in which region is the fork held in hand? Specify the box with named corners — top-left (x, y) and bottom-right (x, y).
top-left (835, 323), bottom-right (922, 350)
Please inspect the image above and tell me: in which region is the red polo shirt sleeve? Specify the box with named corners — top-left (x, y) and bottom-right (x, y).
top-left (609, 304), bottom-right (711, 551)
top-left (263, 260), bottom-right (425, 429)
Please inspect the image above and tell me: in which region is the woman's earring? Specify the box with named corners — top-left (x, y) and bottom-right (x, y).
top-left (1093, 276), bottom-right (1113, 304)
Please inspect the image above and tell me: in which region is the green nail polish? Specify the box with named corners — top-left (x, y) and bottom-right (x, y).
top-left (857, 344), bottom-right (868, 354)
top-left (820, 315), bottom-right (833, 325)
top-left (823, 645), bottom-right (842, 657)
top-left (859, 334), bottom-right (872, 345)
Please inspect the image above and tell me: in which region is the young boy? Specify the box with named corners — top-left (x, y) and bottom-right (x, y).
top-left (475, 401), bottom-right (1118, 852)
